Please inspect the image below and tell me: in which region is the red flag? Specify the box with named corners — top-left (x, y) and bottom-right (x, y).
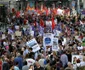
top-left (16, 11), bottom-right (20, 18)
top-left (40, 19), bottom-right (44, 27)
top-left (46, 9), bottom-right (49, 16)
top-left (52, 17), bottom-right (55, 30)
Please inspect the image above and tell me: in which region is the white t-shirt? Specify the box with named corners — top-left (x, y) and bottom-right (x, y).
top-left (26, 58), bottom-right (35, 67)
top-left (77, 46), bottom-right (83, 50)
top-left (14, 66), bottom-right (20, 70)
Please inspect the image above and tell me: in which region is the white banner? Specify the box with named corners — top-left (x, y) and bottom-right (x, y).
top-left (2, 34), bottom-right (6, 39)
top-left (43, 33), bottom-right (53, 50)
top-left (46, 21), bottom-right (52, 26)
top-left (52, 37), bottom-right (59, 51)
top-left (26, 38), bottom-right (40, 52)
top-left (72, 55), bottom-right (83, 64)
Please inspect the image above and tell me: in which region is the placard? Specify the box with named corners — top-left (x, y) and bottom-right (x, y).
top-left (2, 34), bottom-right (6, 39)
top-left (46, 21), bottom-right (52, 26)
top-left (52, 38), bottom-right (59, 51)
top-left (72, 55), bottom-right (83, 64)
top-left (43, 33), bottom-right (53, 47)
top-left (15, 31), bottom-right (22, 36)
top-left (26, 38), bottom-right (40, 52)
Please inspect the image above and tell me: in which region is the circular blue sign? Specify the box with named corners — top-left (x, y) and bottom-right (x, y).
top-left (45, 37), bottom-right (51, 44)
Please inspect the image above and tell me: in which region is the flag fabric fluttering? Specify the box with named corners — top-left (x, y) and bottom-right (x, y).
top-left (52, 17), bottom-right (55, 30)
top-left (40, 19), bottom-right (44, 27)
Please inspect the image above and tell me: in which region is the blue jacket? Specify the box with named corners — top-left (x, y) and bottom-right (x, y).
top-left (14, 56), bottom-right (23, 70)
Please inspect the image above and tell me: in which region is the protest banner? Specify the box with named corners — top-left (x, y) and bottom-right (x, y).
top-left (43, 33), bottom-right (53, 50)
top-left (46, 21), bottom-right (52, 26)
top-left (72, 55), bottom-right (83, 64)
top-left (15, 31), bottom-right (22, 36)
top-left (26, 38), bottom-right (40, 52)
top-left (2, 34), bottom-right (6, 39)
top-left (52, 37), bottom-right (59, 51)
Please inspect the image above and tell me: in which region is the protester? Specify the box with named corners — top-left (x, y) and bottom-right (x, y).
top-left (34, 61), bottom-right (45, 70)
top-left (0, 4), bottom-right (85, 70)
top-left (14, 53), bottom-right (23, 70)
top-left (14, 62), bottom-right (20, 70)
top-left (22, 61), bottom-right (29, 70)
top-left (2, 57), bottom-right (9, 70)
top-left (60, 51), bottom-right (68, 68)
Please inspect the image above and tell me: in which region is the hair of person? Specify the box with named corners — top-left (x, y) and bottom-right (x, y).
top-left (29, 48), bottom-right (32, 51)
top-left (23, 61), bottom-right (27, 65)
top-left (15, 62), bottom-right (18, 65)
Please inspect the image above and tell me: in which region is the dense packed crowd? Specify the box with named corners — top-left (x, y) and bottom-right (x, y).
top-left (0, 6), bottom-right (85, 70)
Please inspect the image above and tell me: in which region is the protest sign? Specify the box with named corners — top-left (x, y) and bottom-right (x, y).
top-left (46, 21), bottom-right (52, 26)
top-left (2, 34), bottom-right (6, 39)
top-left (52, 37), bottom-right (59, 51)
top-left (26, 38), bottom-right (40, 52)
top-left (15, 31), bottom-right (22, 36)
top-left (72, 55), bottom-right (83, 64)
top-left (43, 33), bottom-right (53, 48)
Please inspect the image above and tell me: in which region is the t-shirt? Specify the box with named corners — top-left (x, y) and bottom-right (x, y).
top-left (14, 66), bottom-right (20, 70)
top-left (77, 46), bottom-right (83, 50)
top-left (22, 65), bottom-right (29, 70)
top-left (26, 58), bottom-right (35, 67)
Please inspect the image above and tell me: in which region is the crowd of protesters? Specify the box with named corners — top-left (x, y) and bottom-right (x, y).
top-left (0, 5), bottom-right (85, 70)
